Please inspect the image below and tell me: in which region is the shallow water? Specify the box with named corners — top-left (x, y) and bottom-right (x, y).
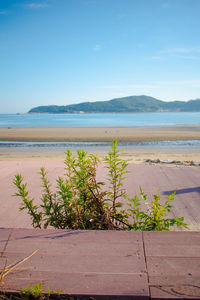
top-left (1, 140), bottom-right (200, 152)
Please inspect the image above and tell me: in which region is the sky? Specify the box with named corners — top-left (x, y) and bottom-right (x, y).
top-left (0, 0), bottom-right (200, 113)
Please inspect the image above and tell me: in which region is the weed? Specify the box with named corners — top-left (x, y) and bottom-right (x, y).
top-left (0, 230), bottom-right (38, 287)
top-left (21, 282), bottom-right (44, 298)
top-left (13, 139), bottom-right (187, 231)
top-left (128, 188), bottom-right (187, 230)
top-left (0, 250), bottom-right (38, 284)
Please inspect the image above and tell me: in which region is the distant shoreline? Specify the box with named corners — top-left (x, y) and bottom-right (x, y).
top-left (28, 95), bottom-right (200, 114)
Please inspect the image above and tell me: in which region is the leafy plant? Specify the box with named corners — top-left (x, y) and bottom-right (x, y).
top-left (104, 139), bottom-right (129, 224)
top-left (13, 139), bottom-right (187, 231)
top-left (128, 188), bottom-right (186, 231)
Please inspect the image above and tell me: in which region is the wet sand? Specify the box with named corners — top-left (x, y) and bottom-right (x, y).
top-left (0, 126), bottom-right (200, 142)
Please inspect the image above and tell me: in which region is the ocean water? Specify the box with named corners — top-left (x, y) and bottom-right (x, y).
top-left (0, 112), bottom-right (200, 128)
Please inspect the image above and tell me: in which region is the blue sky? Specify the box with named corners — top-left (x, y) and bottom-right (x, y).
top-left (0, 0), bottom-right (200, 113)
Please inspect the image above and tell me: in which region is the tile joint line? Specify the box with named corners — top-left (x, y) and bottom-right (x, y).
top-left (142, 231), bottom-right (151, 300)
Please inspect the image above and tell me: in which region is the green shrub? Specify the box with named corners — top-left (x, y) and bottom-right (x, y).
top-left (13, 139), bottom-right (187, 231)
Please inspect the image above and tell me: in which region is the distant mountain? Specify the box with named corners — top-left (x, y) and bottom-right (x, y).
top-left (28, 95), bottom-right (200, 113)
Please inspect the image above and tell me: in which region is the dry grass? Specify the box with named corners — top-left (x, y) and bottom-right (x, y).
top-left (0, 230), bottom-right (38, 284)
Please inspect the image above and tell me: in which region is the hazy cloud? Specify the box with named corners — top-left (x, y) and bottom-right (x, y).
top-left (99, 80), bottom-right (200, 90)
top-left (171, 55), bottom-right (200, 60)
top-left (84, 0), bottom-right (98, 5)
top-left (152, 46), bottom-right (200, 61)
top-left (163, 46), bottom-right (200, 54)
top-left (0, 10), bottom-right (9, 15)
top-left (160, 80), bottom-right (200, 87)
top-left (24, 2), bottom-right (50, 9)
top-left (100, 84), bottom-right (160, 89)
top-left (116, 13), bottom-right (127, 20)
top-left (137, 43), bottom-right (144, 49)
top-left (161, 3), bottom-right (169, 9)
top-left (151, 56), bottom-right (162, 60)
top-left (93, 44), bottom-right (101, 51)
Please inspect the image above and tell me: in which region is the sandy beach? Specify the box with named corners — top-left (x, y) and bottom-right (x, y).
top-left (0, 126), bottom-right (200, 142)
top-left (1, 149), bottom-right (200, 165)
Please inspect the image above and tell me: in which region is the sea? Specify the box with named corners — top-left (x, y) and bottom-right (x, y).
top-left (0, 112), bottom-right (200, 151)
top-left (1, 112), bottom-right (200, 128)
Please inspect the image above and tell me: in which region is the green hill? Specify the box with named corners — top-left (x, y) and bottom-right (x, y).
top-left (28, 95), bottom-right (200, 113)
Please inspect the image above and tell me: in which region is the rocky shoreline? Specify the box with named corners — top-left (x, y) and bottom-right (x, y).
top-left (145, 158), bottom-right (200, 166)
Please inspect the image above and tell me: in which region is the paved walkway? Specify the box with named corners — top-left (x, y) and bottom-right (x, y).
top-left (0, 161), bottom-right (199, 229)
top-left (0, 228), bottom-right (199, 299)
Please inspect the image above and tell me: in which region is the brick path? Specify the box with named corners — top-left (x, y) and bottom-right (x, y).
top-left (0, 229), bottom-right (199, 299)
